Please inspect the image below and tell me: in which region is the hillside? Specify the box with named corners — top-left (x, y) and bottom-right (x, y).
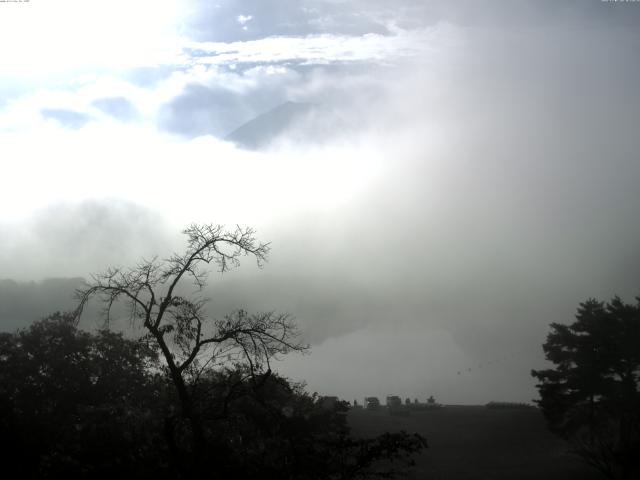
top-left (225, 101), bottom-right (315, 150)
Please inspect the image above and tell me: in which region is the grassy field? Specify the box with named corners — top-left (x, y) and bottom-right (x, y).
top-left (348, 406), bottom-right (601, 480)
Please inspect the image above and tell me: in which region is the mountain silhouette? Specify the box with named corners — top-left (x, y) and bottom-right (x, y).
top-left (225, 101), bottom-right (316, 150)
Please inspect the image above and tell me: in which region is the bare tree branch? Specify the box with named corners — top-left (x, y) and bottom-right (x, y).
top-left (73, 224), bottom-right (307, 470)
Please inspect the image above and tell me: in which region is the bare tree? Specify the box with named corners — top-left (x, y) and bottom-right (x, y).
top-left (74, 224), bottom-right (308, 475)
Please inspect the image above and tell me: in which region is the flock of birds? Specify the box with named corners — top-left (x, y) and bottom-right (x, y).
top-left (454, 352), bottom-right (520, 377)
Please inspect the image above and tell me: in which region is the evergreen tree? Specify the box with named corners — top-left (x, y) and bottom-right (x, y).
top-left (532, 296), bottom-right (640, 480)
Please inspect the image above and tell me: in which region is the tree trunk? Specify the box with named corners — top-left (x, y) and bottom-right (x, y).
top-left (164, 415), bottom-right (184, 478)
top-left (152, 329), bottom-right (207, 478)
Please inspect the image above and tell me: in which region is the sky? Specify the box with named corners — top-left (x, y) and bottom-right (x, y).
top-left (1, 0), bottom-right (640, 404)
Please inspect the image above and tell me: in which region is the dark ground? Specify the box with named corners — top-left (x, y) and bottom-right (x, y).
top-left (348, 406), bottom-right (602, 480)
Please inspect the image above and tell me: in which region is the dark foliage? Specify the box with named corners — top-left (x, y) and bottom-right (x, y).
top-left (0, 313), bottom-right (426, 479)
top-left (189, 369), bottom-right (427, 479)
top-left (0, 312), bottom-right (168, 479)
top-left (532, 296), bottom-right (640, 480)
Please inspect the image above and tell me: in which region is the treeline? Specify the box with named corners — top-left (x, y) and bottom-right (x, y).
top-left (485, 401), bottom-right (535, 410)
top-left (0, 277), bottom-right (82, 331)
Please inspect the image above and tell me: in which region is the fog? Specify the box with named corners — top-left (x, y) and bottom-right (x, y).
top-left (1, 1), bottom-right (639, 404)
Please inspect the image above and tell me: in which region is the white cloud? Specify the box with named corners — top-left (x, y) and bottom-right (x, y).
top-left (184, 24), bottom-right (457, 66)
top-left (237, 14), bottom-right (254, 30)
top-left (0, 119), bottom-right (386, 225)
top-left (0, 62), bottom-right (303, 137)
top-left (0, 0), bottom-right (186, 77)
